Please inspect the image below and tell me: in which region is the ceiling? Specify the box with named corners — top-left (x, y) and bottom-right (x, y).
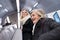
top-left (20, 0), bottom-right (60, 13)
top-left (0, 0), bottom-right (16, 18)
top-left (0, 0), bottom-right (60, 18)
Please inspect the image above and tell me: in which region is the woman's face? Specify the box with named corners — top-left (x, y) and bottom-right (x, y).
top-left (31, 11), bottom-right (40, 24)
top-left (21, 10), bottom-right (28, 18)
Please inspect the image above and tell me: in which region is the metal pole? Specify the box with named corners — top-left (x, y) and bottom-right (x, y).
top-left (16, 0), bottom-right (20, 28)
top-left (16, 0), bottom-right (22, 40)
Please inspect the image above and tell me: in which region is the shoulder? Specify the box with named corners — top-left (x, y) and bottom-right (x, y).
top-left (38, 18), bottom-right (54, 24)
top-left (45, 18), bottom-right (55, 22)
top-left (43, 18), bottom-right (56, 23)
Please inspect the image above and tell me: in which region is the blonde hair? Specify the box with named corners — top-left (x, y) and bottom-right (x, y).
top-left (20, 9), bottom-right (30, 19)
top-left (32, 9), bottom-right (45, 18)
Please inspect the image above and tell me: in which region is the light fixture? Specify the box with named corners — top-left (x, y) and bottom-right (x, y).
top-left (2, 8), bottom-right (8, 13)
top-left (0, 4), bottom-right (2, 8)
top-left (27, 7), bottom-right (32, 11)
top-left (4, 8), bottom-right (8, 12)
top-left (33, 2), bottom-right (38, 7)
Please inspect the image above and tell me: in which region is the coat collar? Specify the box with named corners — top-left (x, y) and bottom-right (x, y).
top-left (35, 18), bottom-right (46, 29)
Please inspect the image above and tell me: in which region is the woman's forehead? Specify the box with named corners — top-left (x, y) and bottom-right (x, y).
top-left (21, 10), bottom-right (27, 13)
top-left (31, 11), bottom-right (39, 14)
top-left (31, 12), bottom-right (37, 16)
top-left (21, 9), bottom-right (27, 12)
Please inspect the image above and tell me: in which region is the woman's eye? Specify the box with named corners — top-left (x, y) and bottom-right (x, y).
top-left (32, 15), bottom-right (34, 16)
top-left (25, 12), bottom-right (27, 13)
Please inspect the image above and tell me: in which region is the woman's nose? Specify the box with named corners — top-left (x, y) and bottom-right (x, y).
top-left (31, 16), bottom-right (33, 20)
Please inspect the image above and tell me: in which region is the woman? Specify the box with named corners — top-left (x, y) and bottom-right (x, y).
top-left (31, 9), bottom-right (60, 40)
top-left (20, 9), bottom-right (33, 40)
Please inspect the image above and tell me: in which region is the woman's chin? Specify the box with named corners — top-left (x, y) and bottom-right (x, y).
top-left (33, 21), bottom-right (36, 24)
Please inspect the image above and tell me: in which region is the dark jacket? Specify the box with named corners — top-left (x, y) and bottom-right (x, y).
top-left (32, 18), bottom-right (60, 40)
top-left (22, 18), bottom-right (33, 40)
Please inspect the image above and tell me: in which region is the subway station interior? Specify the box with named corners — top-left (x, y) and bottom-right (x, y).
top-left (0, 0), bottom-right (60, 40)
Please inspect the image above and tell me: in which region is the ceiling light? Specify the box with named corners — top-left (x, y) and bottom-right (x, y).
top-left (0, 4), bottom-right (2, 7)
top-left (4, 8), bottom-right (8, 12)
top-left (33, 2), bottom-right (38, 7)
